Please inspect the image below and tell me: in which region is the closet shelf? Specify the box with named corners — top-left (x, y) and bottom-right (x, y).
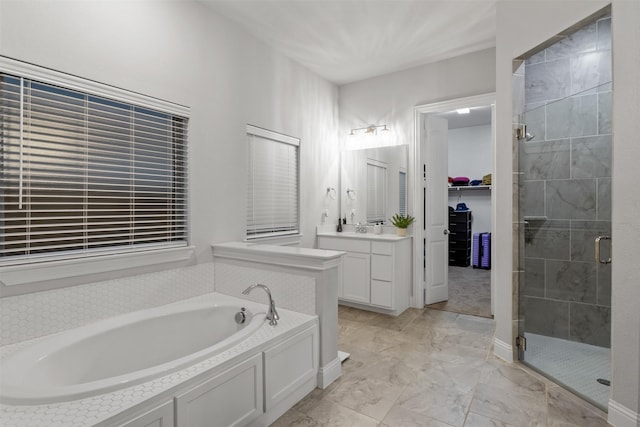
top-left (448, 185), bottom-right (492, 191)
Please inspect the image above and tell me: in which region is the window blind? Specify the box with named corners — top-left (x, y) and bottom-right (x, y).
top-left (366, 161), bottom-right (386, 223)
top-left (399, 170), bottom-right (407, 216)
top-left (246, 126), bottom-right (299, 239)
top-left (0, 73), bottom-right (188, 264)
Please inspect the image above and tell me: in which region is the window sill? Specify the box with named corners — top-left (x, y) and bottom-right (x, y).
top-left (0, 246), bottom-right (195, 287)
top-left (244, 234), bottom-right (303, 246)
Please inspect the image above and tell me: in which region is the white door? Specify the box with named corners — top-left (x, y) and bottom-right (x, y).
top-left (424, 115), bottom-right (449, 304)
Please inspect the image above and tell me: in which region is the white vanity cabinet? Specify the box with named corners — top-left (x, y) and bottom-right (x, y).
top-left (317, 234), bottom-right (411, 316)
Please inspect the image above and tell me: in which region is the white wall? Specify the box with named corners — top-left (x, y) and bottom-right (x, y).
top-left (339, 48), bottom-right (496, 151)
top-left (0, 0), bottom-right (340, 291)
top-left (496, 0), bottom-right (640, 421)
top-left (448, 125), bottom-right (492, 180)
top-left (610, 0), bottom-right (640, 420)
top-left (448, 125), bottom-right (492, 238)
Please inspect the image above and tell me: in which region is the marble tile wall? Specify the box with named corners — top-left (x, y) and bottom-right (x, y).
top-left (520, 16), bottom-right (612, 348)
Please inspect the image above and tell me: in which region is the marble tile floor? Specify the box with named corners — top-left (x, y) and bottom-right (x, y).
top-left (427, 267), bottom-right (492, 318)
top-left (272, 306), bottom-right (609, 427)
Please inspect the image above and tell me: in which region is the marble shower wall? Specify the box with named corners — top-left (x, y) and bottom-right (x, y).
top-left (520, 17), bottom-right (612, 348)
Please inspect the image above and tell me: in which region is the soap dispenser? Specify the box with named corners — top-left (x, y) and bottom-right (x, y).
top-left (374, 221), bottom-right (382, 235)
top-left (337, 218), bottom-right (343, 232)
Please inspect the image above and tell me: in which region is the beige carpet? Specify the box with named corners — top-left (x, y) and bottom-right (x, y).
top-left (426, 266), bottom-right (492, 318)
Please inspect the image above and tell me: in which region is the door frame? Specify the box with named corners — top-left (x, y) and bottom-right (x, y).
top-left (410, 92), bottom-right (496, 311)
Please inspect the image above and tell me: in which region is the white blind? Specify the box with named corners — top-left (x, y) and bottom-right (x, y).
top-left (0, 73), bottom-right (188, 264)
top-left (246, 126), bottom-right (299, 239)
top-left (399, 170), bottom-right (407, 216)
top-left (366, 161), bottom-right (386, 223)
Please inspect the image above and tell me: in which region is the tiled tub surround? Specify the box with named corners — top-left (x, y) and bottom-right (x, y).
top-left (0, 263), bottom-right (215, 347)
top-left (215, 261), bottom-right (317, 316)
top-left (212, 241), bottom-right (344, 389)
top-left (0, 293), bottom-right (319, 426)
top-left (1, 294), bottom-right (267, 405)
top-left (520, 16), bottom-right (612, 349)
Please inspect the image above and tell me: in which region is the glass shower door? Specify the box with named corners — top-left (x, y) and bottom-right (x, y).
top-left (517, 83), bottom-right (612, 410)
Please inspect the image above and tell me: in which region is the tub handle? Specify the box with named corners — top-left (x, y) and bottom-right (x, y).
top-left (235, 307), bottom-right (246, 324)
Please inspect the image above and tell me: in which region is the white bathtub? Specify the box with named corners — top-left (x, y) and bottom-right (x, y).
top-left (0, 295), bottom-right (266, 405)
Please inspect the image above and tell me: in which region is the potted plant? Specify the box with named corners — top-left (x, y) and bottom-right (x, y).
top-left (389, 213), bottom-right (415, 236)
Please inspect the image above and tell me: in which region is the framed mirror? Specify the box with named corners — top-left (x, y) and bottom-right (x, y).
top-left (340, 145), bottom-right (408, 225)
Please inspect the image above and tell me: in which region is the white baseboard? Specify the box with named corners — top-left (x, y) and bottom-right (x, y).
top-left (317, 356), bottom-right (342, 389)
top-left (338, 350), bottom-right (350, 362)
top-left (493, 337), bottom-right (514, 363)
top-left (609, 399), bottom-right (640, 427)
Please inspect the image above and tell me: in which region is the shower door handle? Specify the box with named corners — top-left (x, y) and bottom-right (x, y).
top-left (594, 236), bottom-right (612, 264)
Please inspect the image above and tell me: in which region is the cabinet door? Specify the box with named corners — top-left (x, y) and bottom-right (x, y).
top-left (175, 354), bottom-right (263, 427)
top-left (342, 252), bottom-right (370, 303)
top-left (371, 254), bottom-right (393, 281)
top-left (370, 279), bottom-right (393, 309)
top-left (120, 401), bottom-right (174, 427)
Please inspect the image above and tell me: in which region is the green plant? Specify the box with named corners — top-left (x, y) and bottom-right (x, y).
top-left (389, 213), bottom-right (415, 229)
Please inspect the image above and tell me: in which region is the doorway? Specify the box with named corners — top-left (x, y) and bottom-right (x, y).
top-left (429, 106), bottom-right (493, 318)
top-left (411, 93), bottom-right (496, 318)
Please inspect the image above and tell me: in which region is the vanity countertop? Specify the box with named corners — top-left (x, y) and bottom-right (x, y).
top-left (317, 231), bottom-right (411, 241)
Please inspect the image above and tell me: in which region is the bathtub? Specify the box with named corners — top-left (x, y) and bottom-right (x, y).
top-left (0, 295), bottom-right (266, 405)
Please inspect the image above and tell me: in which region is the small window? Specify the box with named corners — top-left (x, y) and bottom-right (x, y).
top-left (366, 160), bottom-right (387, 223)
top-left (0, 69), bottom-right (188, 265)
top-left (246, 125), bottom-right (299, 239)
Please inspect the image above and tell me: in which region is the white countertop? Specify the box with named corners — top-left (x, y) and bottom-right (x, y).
top-left (317, 231), bottom-right (412, 241)
top-left (212, 241), bottom-right (345, 271)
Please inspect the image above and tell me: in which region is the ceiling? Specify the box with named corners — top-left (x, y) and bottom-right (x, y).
top-left (434, 105), bottom-right (492, 129)
top-left (202, 0), bottom-right (497, 85)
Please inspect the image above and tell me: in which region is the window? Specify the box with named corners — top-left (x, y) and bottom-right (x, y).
top-left (246, 125), bottom-right (299, 239)
top-left (399, 170), bottom-right (407, 216)
top-left (366, 160), bottom-right (387, 223)
top-left (0, 66), bottom-right (188, 266)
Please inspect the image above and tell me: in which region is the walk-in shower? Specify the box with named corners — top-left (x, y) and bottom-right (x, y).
top-left (515, 12), bottom-right (612, 411)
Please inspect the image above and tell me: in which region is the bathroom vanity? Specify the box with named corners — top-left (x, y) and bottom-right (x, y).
top-left (317, 232), bottom-right (412, 316)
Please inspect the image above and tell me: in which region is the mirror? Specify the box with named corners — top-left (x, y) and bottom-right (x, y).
top-left (340, 145), bottom-right (408, 225)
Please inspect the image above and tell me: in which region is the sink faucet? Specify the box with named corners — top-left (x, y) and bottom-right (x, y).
top-left (242, 284), bottom-right (279, 326)
top-left (355, 222), bottom-right (367, 233)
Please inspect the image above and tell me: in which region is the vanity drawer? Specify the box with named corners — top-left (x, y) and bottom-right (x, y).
top-left (371, 254), bottom-right (392, 281)
top-left (318, 237), bottom-right (370, 253)
top-left (371, 241), bottom-right (394, 255)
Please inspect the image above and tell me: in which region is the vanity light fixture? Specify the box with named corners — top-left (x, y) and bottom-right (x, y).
top-left (349, 124), bottom-right (391, 136)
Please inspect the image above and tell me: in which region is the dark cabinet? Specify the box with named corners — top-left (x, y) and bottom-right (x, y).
top-left (449, 210), bottom-right (471, 267)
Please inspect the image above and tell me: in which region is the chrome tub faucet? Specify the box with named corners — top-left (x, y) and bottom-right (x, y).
top-left (242, 284), bottom-right (279, 326)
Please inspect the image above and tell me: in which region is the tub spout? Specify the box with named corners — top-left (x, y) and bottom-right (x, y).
top-left (242, 284), bottom-right (279, 326)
